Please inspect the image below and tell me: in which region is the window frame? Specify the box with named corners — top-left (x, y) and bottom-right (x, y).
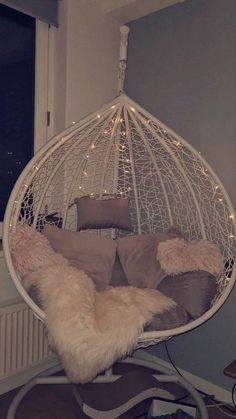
top-left (34, 20), bottom-right (55, 151)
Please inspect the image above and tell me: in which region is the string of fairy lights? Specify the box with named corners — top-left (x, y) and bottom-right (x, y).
top-left (71, 103), bottom-right (235, 241)
top-left (7, 101), bottom-right (235, 243)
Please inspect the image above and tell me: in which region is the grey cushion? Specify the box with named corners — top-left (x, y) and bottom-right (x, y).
top-left (146, 270), bottom-right (217, 331)
top-left (74, 196), bottom-right (133, 231)
top-left (42, 224), bottom-right (116, 291)
top-left (158, 270), bottom-right (217, 319)
top-left (145, 304), bottom-right (192, 331)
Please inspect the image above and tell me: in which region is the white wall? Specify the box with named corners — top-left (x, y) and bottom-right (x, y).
top-left (0, 256), bottom-right (20, 303)
top-left (126, 0), bottom-right (236, 207)
top-left (126, 0), bottom-right (236, 392)
top-left (54, 0), bottom-right (120, 133)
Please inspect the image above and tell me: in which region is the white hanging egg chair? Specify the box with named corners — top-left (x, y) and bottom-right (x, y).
top-left (3, 26), bottom-right (235, 419)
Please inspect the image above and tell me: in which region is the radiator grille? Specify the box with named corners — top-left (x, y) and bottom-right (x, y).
top-left (0, 301), bottom-right (52, 378)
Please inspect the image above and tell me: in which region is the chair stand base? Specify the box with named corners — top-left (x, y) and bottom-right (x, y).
top-left (7, 356), bottom-right (208, 419)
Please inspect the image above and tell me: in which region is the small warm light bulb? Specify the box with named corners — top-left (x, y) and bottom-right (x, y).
top-left (215, 185), bottom-right (219, 190)
top-left (71, 121), bottom-right (76, 125)
top-left (111, 105), bottom-right (115, 109)
top-left (24, 184), bottom-right (28, 188)
top-left (91, 144), bottom-right (95, 149)
top-left (175, 141), bottom-right (181, 147)
top-left (104, 130), bottom-right (108, 134)
top-left (218, 198), bottom-right (223, 202)
top-left (122, 131), bottom-right (126, 136)
top-left (128, 187), bottom-right (132, 191)
top-left (120, 118), bottom-right (123, 123)
top-left (84, 171), bottom-right (88, 176)
top-left (104, 189), bottom-right (107, 193)
top-left (79, 186), bottom-right (82, 190)
top-left (126, 159), bottom-right (130, 163)
top-left (97, 114), bottom-right (101, 119)
top-left (86, 155), bottom-right (89, 159)
top-left (147, 119), bottom-right (151, 124)
top-left (229, 214), bottom-right (234, 220)
top-left (130, 107), bottom-right (135, 112)
top-left (163, 129), bottom-right (167, 133)
top-left (230, 234), bottom-right (235, 239)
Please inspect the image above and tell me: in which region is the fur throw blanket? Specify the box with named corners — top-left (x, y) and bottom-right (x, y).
top-left (11, 226), bottom-right (176, 383)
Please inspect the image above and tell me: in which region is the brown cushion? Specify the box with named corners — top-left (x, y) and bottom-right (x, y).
top-left (116, 233), bottom-right (173, 289)
top-left (42, 224), bottom-right (116, 291)
top-left (158, 270), bottom-right (217, 319)
top-left (74, 196), bottom-right (133, 231)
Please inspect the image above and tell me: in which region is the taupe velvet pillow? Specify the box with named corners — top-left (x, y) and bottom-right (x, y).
top-left (158, 270), bottom-right (217, 319)
top-left (74, 196), bottom-right (133, 231)
top-left (116, 233), bottom-right (173, 289)
top-left (42, 224), bottom-right (116, 291)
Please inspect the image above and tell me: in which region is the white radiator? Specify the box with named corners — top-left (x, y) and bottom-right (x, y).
top-left (0, 300), bottom-right (52, 379)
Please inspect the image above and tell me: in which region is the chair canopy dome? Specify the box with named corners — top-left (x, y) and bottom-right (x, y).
top-left (3, 93), bottom-right (236, 347)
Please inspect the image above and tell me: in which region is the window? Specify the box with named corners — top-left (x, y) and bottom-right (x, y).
top-left (0, 4), bottom-right (35, 223)
top-left (0, 5), bottom-right (54, 238)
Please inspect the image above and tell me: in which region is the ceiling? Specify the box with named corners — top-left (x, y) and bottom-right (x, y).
top-left (93, 0), bottom-right (185, 23)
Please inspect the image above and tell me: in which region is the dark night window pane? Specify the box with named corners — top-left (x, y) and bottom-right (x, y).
top-left (0, 4), bottom-right (35, 221)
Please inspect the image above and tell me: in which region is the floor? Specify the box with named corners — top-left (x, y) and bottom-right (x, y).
top-left (0, 364), bottom-right (235, 419)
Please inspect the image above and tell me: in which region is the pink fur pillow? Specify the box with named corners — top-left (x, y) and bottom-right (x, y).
top-left (157, 238), bottom-right (223, 277)
top-left (11, 225), bottom-right (67, 277)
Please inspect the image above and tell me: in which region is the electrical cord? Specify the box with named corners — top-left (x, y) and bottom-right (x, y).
top-left (203, 394), bottom-right (236, 417)
top-left (164, 341), bottom-right (183, 377)
top-left (164, 341), bottom-right (236, 417)
top-left (232, 383), bottom-right (236, 409)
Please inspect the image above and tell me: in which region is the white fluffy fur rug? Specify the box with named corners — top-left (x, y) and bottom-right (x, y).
top-left (11, 226), bottom-right (176, 383)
